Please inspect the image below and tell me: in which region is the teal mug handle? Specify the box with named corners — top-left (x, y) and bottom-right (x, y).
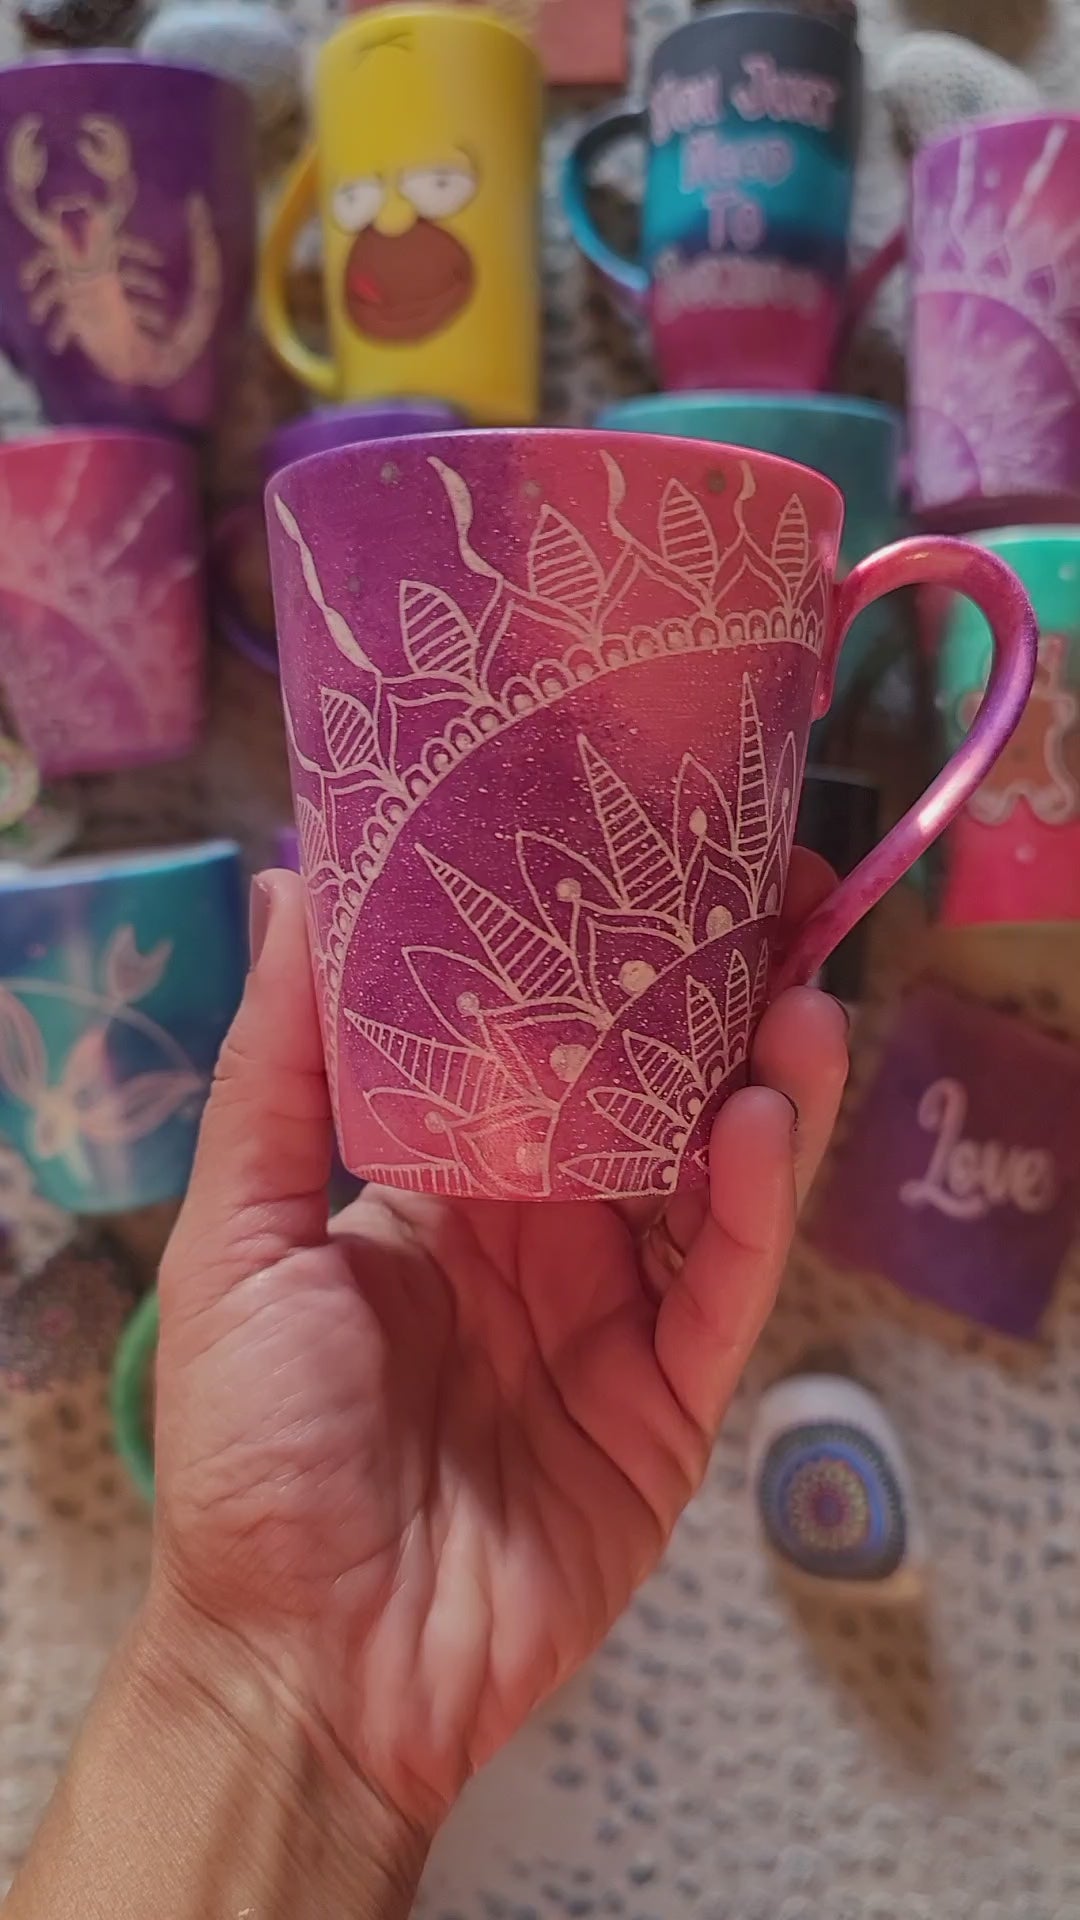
top-left (562, 105), bottom-right (650, 299)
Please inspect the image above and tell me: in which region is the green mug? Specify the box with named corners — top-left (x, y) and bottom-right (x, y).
top-left (596, 393), bottom-right (905, 699)
top-left (932, 526), bottom-right (1080, 928)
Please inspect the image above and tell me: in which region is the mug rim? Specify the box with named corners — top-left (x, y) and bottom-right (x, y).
top-left (916, 107), bottom-right (1080, 164)
top-left (647, 2), bottom-right (857, 63)
top-left (268, 426), bottom-right (847, 523)
top-left (0, 49), bottom-right (254, 119)
top-left (958, 524), bottom-right (1080, 550)
top-left (0, 424), bottom-right (199, 463)
top-left (596, 392), bottom-right (902, 432)
top-left (319, 3), bottom-right (538, 67)
top-left (0, 838), bottom-right (240, 894)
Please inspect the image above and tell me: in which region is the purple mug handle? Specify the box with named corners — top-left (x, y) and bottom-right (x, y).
top-left (209, 501), bottom-right (279, 675)
top-left (775, 535), bottom-right (1037, 993)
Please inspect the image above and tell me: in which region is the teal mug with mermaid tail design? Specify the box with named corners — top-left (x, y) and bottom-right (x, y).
top-left (0, 841), bottom-right (245, 1212)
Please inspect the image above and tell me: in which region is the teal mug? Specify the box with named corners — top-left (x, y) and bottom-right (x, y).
top-left (931, 526), bottom-right (1080, 927)
top-left (596, 392), bottom-right (904, 698)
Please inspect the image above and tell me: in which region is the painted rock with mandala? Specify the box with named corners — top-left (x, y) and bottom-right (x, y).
top-left (0, 843), bottom-right (245, 1211)
top-left (269, 433), bottom-right (836, 1201)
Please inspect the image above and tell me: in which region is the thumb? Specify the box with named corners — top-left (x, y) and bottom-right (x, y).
top-left (160, 868), bottom-right (334, 1314)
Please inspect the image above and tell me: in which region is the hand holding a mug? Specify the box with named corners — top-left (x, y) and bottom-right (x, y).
top-left (6, 859), bottom-right (847, 1920)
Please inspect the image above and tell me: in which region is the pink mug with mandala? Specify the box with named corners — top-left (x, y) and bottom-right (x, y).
top-left (0, 429), bottom-right (206, 778)
top-left (857, 114), bottom-right (1080, 530)
top-left (268, 428), bottom-right (1037, 1201)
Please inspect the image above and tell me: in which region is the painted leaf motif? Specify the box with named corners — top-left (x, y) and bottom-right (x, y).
top-left (752, 941), bottom-right (770, 1012)
top-left (479, 999), bottom-right (603, 1104)
top-left (32, 1104), bottom-right (72, 1161)
top-left (405, 945), bottom-right (516, 1047)
top-left (400, 580), bottom-right (479, 681)
top-left (659, 480), bottom-right (718, 585)
top-left (61, 1027), bottom-right (112, 1104)
top-left (517, 831), bottom-right (620, 945)
top-left (0, 985), bottom-right (46, 1103)
top-left (346, 1011), bottom-right (517, 1115)
top-left (686, 976), bottom-right (726, 1088)
top-left (102, 926), bottom-right (171, 1005)
top-left (735, 676), bottom-right (771, 858)
top-left (368, 1087), bottom-right (470, 1158)
top-left (450, 1099), bottom-right (553, 1198)
top-left (78, 1069), bottom-right (204, 1143)
top-left (772, 494), bottom-right (810, 584)
top-left (674, 753), bottom-right (736, 870)
top-left (723, 949), bottom-right (752, 1068)
top-left (375, 1159), bottom-right (478, 1198)
top-left (771, 732), bottom-right (798, 844)
top-left (578, 735), bottom-right (682, 918)
top-left (624, 1029), bottom-right (700, 1117)
top-left (527, 507), bottom-right (604, 617)
top-left (417, 845), bottom-right (579, 1001)
top-left (562, 1148), bottom-right (672, 1195)
top-left (320, 686), bottom-right (376, 772)
top-left (588, 1086), bottom-right (678, 1151)
top-left (296, 795), bottom-right (333, 876)
top-left (582, 909), bottom-right (685, 1018)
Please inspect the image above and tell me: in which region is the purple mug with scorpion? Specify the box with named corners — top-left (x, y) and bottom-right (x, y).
top-left (0, 56), bottom-right (256, 435)
top-left (0, 429), bottom-right (206, 777)
top-left (268, 428), bottom-right (1036, 1201)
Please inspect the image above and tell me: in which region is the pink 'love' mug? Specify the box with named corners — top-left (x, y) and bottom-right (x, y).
top-left (267, 428), bottom-right (1036, 1201)
top-left (0, 428), bottom-right (206, 777)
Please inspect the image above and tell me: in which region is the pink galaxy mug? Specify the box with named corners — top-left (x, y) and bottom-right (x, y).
top-left (268, 428), bottom-right (1036, 1201)
top-left (858, 113), bottom-right (1080, 529)
top-left (0, 429), bottom-right (205, 778)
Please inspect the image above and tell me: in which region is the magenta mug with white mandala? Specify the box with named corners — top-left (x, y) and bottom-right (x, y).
top-left (0, 429), bottom-right (206, 777)
top-left (268, 429), bottom-right (1036, 1201)
top-left (856, 113), bottom-right (1080, 530)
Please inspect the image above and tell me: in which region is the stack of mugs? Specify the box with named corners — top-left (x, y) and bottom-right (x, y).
top-left (247, 4), bottom-right (1036, 1211)
top-left (0, 51), bottom-right (256, 1215)
top-left (563, 4), bottom-right (1080, 963)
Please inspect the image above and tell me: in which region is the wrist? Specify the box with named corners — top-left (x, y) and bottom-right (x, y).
top-left (111, 1591), bottom-right (430, 1920)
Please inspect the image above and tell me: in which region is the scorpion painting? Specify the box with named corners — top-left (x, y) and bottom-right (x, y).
top-left (7, 116), bottom-right (222, 386)
top-left (0, 56), bottom-right (255, 432)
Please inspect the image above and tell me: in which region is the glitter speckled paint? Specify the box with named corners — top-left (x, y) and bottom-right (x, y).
top-left (268, 429), bottom-right (1037, 1199)
top-left (0, 430), bottom-right (206, 778)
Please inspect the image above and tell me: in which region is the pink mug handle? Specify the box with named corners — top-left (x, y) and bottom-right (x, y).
top-left (775, 535), bottom-right (1037, 993)
top-left (831, 224), bottom-right (907, 377)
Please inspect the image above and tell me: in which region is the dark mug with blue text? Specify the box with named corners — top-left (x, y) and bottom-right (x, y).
top-left (563, 5), bottom-right (864, 392)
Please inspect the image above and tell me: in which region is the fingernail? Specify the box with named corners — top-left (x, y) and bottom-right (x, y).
top-left (249, 875), bottom-right (272, 968)
top-left (828, 994), bottom-right (852, 1033)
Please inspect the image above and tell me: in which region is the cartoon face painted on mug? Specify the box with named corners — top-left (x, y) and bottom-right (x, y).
top-left (329, 36), bottom-right (483, 345)
top-left (332, 154), bottom-right (478, 343)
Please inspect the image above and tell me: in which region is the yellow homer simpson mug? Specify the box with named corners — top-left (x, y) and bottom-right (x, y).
top-left (259, 6), bottom-right (543, 423)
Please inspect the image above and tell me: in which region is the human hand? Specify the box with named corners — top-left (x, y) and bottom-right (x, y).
top-left (149, 860), bottom-right (848, 1847)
